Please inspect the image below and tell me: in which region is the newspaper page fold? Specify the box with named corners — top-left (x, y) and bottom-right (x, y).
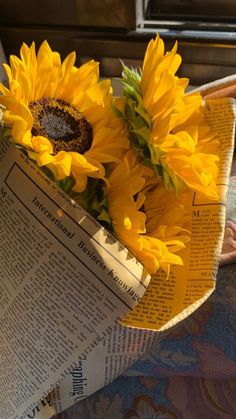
top-left (0, 141), bottom-right (150, 419)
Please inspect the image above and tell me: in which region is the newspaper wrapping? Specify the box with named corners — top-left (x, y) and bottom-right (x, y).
top-left (0, 138), bottom-right (150, 418)
top-left (41, 97), bottom-right (236, 418)
top-left (0, 97), bottom-right (235, 418)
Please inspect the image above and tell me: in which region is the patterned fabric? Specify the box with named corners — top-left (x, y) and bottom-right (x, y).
top-left (220, 159), bottom-right (236, 265)
top-left (58, 376), bottom-right (236, 419)
top-left (56, 166), bottom-right (236, 418)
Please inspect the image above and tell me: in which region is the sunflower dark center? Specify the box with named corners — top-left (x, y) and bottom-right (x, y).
top-left (29, 98), bottom-right (93, 154)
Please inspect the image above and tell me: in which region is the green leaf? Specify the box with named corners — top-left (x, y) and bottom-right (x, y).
top-left (134, 103), bottom-right (151, 128)
top-left (132, 125), bottom-right (151, 143)
top-left (58, 176), bottom-right (75, 193)
top-left (97, 207), bottom-right (112, 225)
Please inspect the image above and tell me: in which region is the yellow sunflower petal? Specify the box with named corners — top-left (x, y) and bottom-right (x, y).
top-left (0, 96), bottom-right (33, 127)
top-left (0, 80), bottom-right (10, 95)
top-left (164, 152), bottom-right (219, 199)
top-left (38, 151), bottom-right (72, 180)
top-left (31, 136), bottom-right (54, 154)
top-left (61, 52), bottom-right (76, 78)
top-left (71, 173), bottom-right (88, 193)
top-left (70, 152), bottom-right (101, 174)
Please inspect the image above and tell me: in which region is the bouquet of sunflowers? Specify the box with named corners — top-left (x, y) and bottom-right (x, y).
top-left (0, 33), bottom-right (235, 419)
top-left (0, 34), bottom-right (219, 278)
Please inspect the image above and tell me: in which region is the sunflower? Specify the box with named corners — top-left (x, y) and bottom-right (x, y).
top-left (104, 151), bottom-right (186, 275)
top-left (0, 41), bottom-right (128, 192)
top-left (121, 34), bottom-right (219, 200)
top-left (144, 181), bottom-right (191, 260)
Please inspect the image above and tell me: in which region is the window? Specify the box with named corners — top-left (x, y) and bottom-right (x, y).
top-left (136, 0), bottom-right (236, 41)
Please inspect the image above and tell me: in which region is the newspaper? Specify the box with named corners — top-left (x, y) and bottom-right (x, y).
top-left (0, 140), bottom-right (150, 419)
top-left (45, 97), bottom-right (235, 417)
top-left (0, 97), bottom-right (235, 419)
top-left (122, 97), bottom-right (236, 330)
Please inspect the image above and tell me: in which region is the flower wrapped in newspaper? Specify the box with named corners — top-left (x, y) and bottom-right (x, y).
top-left (0, 36), bottom-right (232, 313)
top-left (0, 36), bottom-right (235, 419)
top-left (0, 40), bottom-right (193, 277)
top-left (118, 35), bottom-right (235, 330)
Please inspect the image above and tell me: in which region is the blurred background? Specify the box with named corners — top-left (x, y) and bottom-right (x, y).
top-left (0, 0), bottom-right (235, 91)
